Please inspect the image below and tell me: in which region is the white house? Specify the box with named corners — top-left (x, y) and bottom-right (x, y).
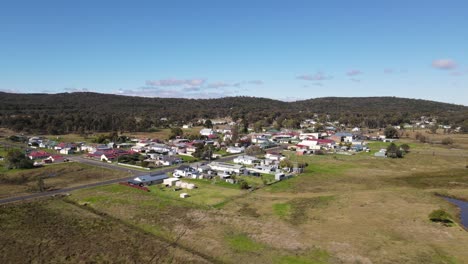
top-left (208, 162), bottom-right (244, 174)
top-left (299, 133), bottom-right (319, 140)
top-left (173, 165), bottom-right (200, 178)
top-left (265, 152), bottom-right (285, 161)
top-left (226, 146), bottom-right (244, 154)
top-left (250, 165), bottom-right (277, 174)
top-left (233, 155), bottom-right (259, 165)
top-left (296, 140), bottom-right (319, 150)
top-left (59, 148), bottom-right (74, 155)
top-left (200, 128), bottom-right (214, 136)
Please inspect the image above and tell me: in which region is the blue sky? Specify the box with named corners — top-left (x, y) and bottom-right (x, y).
top-left (1, 0), bottom-right (467, 105)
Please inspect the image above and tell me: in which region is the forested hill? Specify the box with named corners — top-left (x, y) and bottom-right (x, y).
top-left (0, 92), bottom-right (467, 133)
top-left (293, 97), bottom-right (467, 115)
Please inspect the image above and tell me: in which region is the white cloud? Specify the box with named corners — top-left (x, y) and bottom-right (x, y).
top-left (432, 59), bottom-right (457, 70)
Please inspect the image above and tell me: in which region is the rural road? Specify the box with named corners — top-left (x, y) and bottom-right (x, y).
top-left (0, 147), bottom-right (280, 205)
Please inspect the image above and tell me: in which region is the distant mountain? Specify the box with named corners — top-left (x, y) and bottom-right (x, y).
top-left (0, 92), bottom-right (466, 133)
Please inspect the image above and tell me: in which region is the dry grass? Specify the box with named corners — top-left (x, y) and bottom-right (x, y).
top-left (2, 133), bottom-right (468, 263)
top-left (0, 162), bottom-right (129, 198)
top-left (0, 199), bottom-right (210, 263)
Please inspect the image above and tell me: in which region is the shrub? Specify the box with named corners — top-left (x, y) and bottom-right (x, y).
top-left (238, 179), bottom-right (249, 190)
top-left (441, 137), bottom-right (453, 145)
top-left (400, 144), bottom-right (410, 152)
top-left (386, 143), bottom-right (403, 158)
top-left (429, 209), bottom-right (454, 225)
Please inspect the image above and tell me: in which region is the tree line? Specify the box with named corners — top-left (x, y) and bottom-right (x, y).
top-left (0, 92), bottom-right (467, 134)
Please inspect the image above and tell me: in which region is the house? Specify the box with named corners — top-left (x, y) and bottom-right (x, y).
top-left (128, 173), bottom-right (169, 186)
top-left (173, 165), bottom-right (200, 178)
top-left (180, 193), bottom-right (189, 198)
top-left (265, 152), bottom-right (285, 161)
top-left (251, 165), bottom-right (277, 174)
top-left (157, 155), bottom-right (182, 166)
top-left (116, 143), bottom-right (135, 149)
top-left (101, 153), bottom-right (117, 162)
top-left (148, 143), bottom-right (171, 154)
top-left (55, 142), bottom-right (77, 151)
top-left (233, 155), bottom-right (260, 165)
top-left (352, 127), bottom-right (360, 132)
top-left (299, 133), bottom-right (319, 140)
top-left (59, 148), bottom-right (74, 155)
top-left (296, 140), bottom-right (321, 151)
top-left (208, 162), bottom-right (244, 174)
top-left (226, 146), bottom-right (244, 154)
top-left (39, 140), bottom-right (57, 149)
top-left (330, 132), bottom-right (354, 143)
top-left (200, 128), bottom-right (215, 136)
top-left (45, 155), bottom-right (65, 163)
top-left (28, 151), bottom-right (51, 160)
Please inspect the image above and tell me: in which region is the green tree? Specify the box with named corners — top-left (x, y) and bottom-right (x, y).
top-left (204, 119), bottom-right (213, 128)
top-left (253, 121), bottom-right (264, 132)
top-left (6, 149), bottom-right (34, 169)
top-left (169, 127), bottom-right (183, 139)
top-left (384, 126), bottom-right (398, 139)
top-left (231, 125), bottom-right (239, 143)
top-left (245, 145), bottom-right (265, 156)
top-left (279, 159), bottom-right (293, 169)
top-left (386, 143), bottom-right (403, 158)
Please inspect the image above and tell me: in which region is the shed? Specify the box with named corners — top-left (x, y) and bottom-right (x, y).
top-left (275, 173), bottom-right (286, 181)
top-left (163, 178), bottom-right (180, 187)
top-left (180, 193), bottom-right (189, 198)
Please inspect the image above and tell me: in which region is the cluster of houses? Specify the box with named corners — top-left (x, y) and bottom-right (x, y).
top-left (169, 149), bottom-right (292, 183)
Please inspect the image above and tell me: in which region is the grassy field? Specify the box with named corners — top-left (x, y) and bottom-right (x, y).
top-left (130, 126), bottom-right (204, 140)
top-left (1, 133), bottom-right (468, 263)
top-left (0, 199), bottom-right (210, 263)
top-left (0, 162), bottom-right (129, 199)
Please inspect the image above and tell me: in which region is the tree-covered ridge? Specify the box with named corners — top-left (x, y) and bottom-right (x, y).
top-left (0, 92), bottom-right (467, 134)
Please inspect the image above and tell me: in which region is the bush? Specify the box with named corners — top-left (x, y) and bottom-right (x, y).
top-left (384, 126), bottom-right (398, 138)
top-left (429, 209), bottom-right (454, 225)
top-left (400, 144), bottom-right (410, 152)
top-left (238, 179), bottom-right (249, 190)
top-left (441, 137), bottom-right (453, 145)
top-left (386, 143), bottom-right (403, 158)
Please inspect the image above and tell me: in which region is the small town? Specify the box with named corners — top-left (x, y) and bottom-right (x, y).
top-left (1, 1), bottom-right (468, 263)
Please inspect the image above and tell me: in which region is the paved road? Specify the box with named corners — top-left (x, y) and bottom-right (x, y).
top-left (0, 147), bottom-right (281, 205)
